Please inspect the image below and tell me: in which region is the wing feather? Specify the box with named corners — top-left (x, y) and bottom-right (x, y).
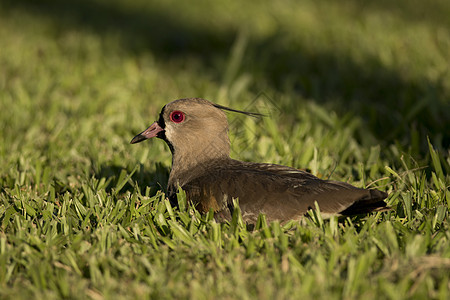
top-left (178, 160), bottom-right (388, 223)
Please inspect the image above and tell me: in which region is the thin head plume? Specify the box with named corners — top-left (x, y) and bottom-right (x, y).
top-left (213, 103), bottom-right (265, 118)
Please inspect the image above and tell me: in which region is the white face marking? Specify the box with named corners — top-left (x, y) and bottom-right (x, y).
top-left (164, 123), bottom-right (175, 141)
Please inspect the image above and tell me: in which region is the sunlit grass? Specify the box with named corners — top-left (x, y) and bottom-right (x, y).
top-left (0, 0), bottom-right (449, 299)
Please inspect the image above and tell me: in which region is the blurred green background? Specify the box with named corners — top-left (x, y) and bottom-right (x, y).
top-left (0, 0), bottom-right (449, 299)
top-left (2, 0), bottom-right (449, 151)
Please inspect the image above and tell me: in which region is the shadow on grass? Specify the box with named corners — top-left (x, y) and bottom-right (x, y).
top-left (94, 162), bottom-right (169, 196)
top-left (250, 36), bottom-right (450, 151)
top-left (4, 0), bottom-right (449, 151)
top-left (341, 0), bottom-right (450, 30)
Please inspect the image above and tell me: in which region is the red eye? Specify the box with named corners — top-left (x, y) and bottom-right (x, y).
top-left (169, 110), bottom-right (185, 123)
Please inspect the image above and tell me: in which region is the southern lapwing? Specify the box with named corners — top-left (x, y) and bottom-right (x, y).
top-left (131, 98), bottom-right (388, 223)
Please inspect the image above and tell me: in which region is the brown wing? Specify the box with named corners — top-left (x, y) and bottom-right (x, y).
top-left (181, 160), bottom-right (388, 224)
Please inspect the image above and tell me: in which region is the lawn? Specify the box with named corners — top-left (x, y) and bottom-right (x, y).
top-left (0, 0), bottom-right (449, 299)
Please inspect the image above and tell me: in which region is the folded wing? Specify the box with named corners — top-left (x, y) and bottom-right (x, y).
top-left (180, 160), bottom-right (388, 223)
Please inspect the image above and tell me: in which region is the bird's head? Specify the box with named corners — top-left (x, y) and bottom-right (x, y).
top-left (131, 98), bottom-right (260, 169)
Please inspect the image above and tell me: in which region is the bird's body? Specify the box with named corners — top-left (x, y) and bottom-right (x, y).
top-left (131, 98), bottom-right (388, 224)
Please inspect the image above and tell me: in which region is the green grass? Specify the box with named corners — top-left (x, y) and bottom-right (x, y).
top-left (1, 0), bottom-right (449, 299)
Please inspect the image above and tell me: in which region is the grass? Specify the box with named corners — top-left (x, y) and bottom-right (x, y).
top-left (0, 0), bottom-right (449, 299)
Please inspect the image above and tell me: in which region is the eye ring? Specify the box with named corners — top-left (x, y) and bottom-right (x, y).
top-left (169, 110), bottom-right (185, 123)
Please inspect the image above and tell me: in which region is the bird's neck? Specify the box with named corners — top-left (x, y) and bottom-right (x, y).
top-left (168, 142), bottom-right (230, 189)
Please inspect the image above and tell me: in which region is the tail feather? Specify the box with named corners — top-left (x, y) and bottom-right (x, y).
top-left (340, 189), bottom-right (389, 216)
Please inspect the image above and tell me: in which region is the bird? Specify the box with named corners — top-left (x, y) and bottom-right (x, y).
top-left (131, 98), bottom-right (388, 224)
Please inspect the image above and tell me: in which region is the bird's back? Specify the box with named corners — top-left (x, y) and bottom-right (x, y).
top-left (171, 159), bottom-right (388, 224)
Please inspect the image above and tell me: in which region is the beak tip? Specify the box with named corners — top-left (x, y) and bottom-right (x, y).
top-left (130, 121), bottom-right (163, 145)
top-left (130, 134), bottom-right (145, 144)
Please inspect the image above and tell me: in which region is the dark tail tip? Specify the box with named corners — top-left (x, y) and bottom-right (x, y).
top-left (340, 189), bottom-right (389, 216)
